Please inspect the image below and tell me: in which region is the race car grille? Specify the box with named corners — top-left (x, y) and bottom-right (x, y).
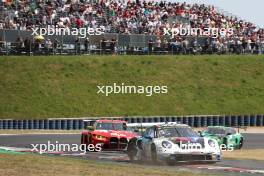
top-left (196, 138), bottom-right (205, 148)
top-left (119, 138), bottom-right (128, 148)
top-left (171, 154), bottom-right (213, 161)
top-left (173, 138), bottom-right (205, 149)
top-left (110, 137), bottom-right (118, 149)
top-left (109, 137), bottom-right (128, 149)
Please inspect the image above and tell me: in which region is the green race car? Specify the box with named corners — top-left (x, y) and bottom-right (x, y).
top-left (200, 126), bottom-right (244, 150)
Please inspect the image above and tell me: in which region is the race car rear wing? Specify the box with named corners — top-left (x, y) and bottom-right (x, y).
top-left (83, 120), bottom-right (97, 127)
top-left (82, 119), bottom-right (181, 131)
top-left (127, 122), bottom-right (183, 135)
top-left (234, 126), bottom-right (247, 133)
top-left (127, 122), bottom-right (169, 128)
top-left (127, 122), bottom-right (181, 128)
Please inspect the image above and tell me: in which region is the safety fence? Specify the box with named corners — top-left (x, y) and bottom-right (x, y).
top-left (0, 29), bottom-right (206, 46)
top-left (0, 29), bottom-right (202, 55)
top-left (1, 29), bottom-right (264, 55)
top-left (0, 115), bottom-right (264, 130)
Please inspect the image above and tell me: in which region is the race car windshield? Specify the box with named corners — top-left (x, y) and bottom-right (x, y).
top-left (95, 123), bottom-right (125, 130)
top-left (159, 127), bottom-right (198, 138)
top-left (176, 127), bottom-right (199, 137)
top-left (206, 128), bottom-right (225, 135)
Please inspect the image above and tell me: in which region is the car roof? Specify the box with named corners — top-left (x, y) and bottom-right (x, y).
top-left (96, 119), bottom-right (127, 123)
top-left (207, 126), bottom-right (236, 130)
top-left (207, 126), bottom-right (229, 128)
top-left (156, 123), bottom-right (189, 128)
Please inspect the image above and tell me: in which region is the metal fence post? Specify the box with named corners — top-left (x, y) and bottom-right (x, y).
top-left (61, 34), bottom-right (63, 55)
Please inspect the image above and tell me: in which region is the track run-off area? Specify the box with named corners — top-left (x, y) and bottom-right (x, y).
top-left (0, 133), bottom-right (264, 175)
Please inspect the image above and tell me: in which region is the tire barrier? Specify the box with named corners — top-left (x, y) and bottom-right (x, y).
top-left (1, 115), bottom-right (264, 130)
top-left (0, 120), bottom-right (3, 129)
top-left (256, 115), bottom-right (263, 126)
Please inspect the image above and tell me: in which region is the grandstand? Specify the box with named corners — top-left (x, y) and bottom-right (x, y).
top-left (0, 0), bottom-right (263, 55)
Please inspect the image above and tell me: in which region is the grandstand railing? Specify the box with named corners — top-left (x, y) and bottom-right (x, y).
top-left (1, 29), bottom-right (264, 55)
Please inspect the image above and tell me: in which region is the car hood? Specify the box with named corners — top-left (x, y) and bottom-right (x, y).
top-left (168, 137), bottom-right (205, 147)
top-left (202, 133), bottom-right (225, 138)
top-left (92, 130), bottom-right (138, 139)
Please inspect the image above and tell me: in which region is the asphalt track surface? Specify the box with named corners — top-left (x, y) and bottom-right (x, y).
top-left (0, 133), bottom-right (263, 149)
top-left (0, 133), bottom-right (264, 175)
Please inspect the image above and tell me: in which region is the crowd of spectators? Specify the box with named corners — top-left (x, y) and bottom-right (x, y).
top-left (0, 0), bottom-right (264, 55)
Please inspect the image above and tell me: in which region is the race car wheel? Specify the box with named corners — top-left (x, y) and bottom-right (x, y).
top-left (151, 144), bottom-right (157, 162)
top-left (166, 159), bottom-right (175, 166)
top-left (81, 134), bottom-right (90, 151)
top-left (127, 140), bottom-right (138, 161)
top-left (81, 134), bottom-right (86, 151)
top-left (238, 138), bottom-right (243, 149)
top-left (223, 137), bottom-right (228, 148)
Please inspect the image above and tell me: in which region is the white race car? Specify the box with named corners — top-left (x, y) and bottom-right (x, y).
top-left (127, 123), bottom-right (222, 164)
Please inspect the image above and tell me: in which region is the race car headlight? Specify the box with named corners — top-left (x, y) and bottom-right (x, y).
top-left (208, 139), bottom-right (216, 148)
top-left (95, 135), bottom-right (107, 140)
top-left (162, 141), bottom-right (172, 149)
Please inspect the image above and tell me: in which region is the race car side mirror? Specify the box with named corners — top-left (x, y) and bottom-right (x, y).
top-left (87, 126), bottom-right (94, 131)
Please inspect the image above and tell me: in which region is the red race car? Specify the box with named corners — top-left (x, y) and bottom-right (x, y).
top-left (81, 119), bottom-right (139, 150)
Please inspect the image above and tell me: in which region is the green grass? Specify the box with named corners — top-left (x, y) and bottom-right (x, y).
top-left (0, 153), bottom-right (214, 176)
top-left (1, 55), bottom-right (264, 119)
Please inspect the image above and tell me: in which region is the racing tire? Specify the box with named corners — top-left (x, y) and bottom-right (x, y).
top-left (81, 134), bottom-right (86, 151)
top-left (127, 140), bottom-right (138, 161)
top-left (81, 134), bottom-right (91, 151)
top-left (223, 137), bottom-right (228, 149)
top-left (238, 138), bottom-right (243, 149)
top-left (166, 159), bottom-right (175, 166)
top-left (151, 144), bottom-right (157, 162)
